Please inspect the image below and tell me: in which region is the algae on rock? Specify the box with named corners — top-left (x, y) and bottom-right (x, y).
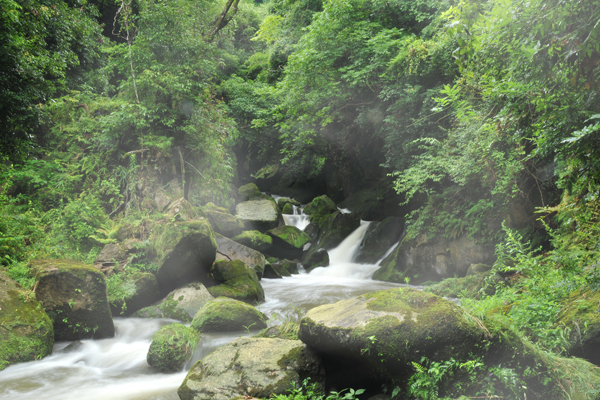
top-left (191, 297), bottom-right (267, 332)
top-left (207, 259), bottom-right (265, 304)
top-left (147, 323), bottom-right (199, 373)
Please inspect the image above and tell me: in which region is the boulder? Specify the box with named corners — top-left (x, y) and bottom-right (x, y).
top-left (94, 243), bottom-right (128, 273)
top-left (309, 212), bottom-right (361, 250)
top-left (355, 217), bottom-right (404, 264)
top-left (282, 203), bottom-right (294, 215)
top-left (178, 337), bottom-right (324, 400)
top-left (266, 225), bottom-right (311, 259)
top-left (154, 220), bottom-right (217, 296)
top-left (373, 233), bottom-right (495, 284)
top-left (280, 259), bottom-right (300, 274)
top-left (230, 230), bottom-right (273, 253)
top-left (34, 259), bottom-right (115, 340)
top-left (164, 197), bottom-right (198, 221)
top-left (133, 281), bottom-right (214, 321)
top-left (109, 272), bottom-right (161, 316)
top-left (190, 297), bottom-right (267, 332)
top-left (422, 273), bottom-right (496, 299)
top-left (466, 263), bottom-right (492, 276)
top-left (302, 248), bottom-right (329, 272)
top-left (0, 271), bottom-right (54, 371)
top-left (207, 260), bottom-right (265, 304)
top-left (215, 234), bottom-right (267, 278)
top-left (204, 203), bottom-right (245, 237)
top-left (269, 263), bottom-right (291, 277)
top-left (147, 323), bottom-right (199, 372)
top-left (236, 199), bottom-right (280, 232)
top-left (277, 197), bottom-right (300, 210)
top-left (304, 195), bottom-right (337, 216)
top-left (262, 263), bottom-right (282, 279)
top-left (238, 183), bottom-right (271, 202)
top-left (298, 288), bottom-right (488, 385)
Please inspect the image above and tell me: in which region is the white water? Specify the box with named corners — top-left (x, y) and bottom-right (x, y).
top-left (282, 205), bottom-right (310, 231)
top-left (0, 205), bottom-right (403, 400)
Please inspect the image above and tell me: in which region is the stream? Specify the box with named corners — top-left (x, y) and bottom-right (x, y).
top-left (0, 207), bottom-right (403, 400)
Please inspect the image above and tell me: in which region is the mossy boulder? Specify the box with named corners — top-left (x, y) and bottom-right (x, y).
top-left (109, 272), bottom-right (161, 316)
top-left (235, 199), bottom-right (281, 232)
top-left (0, 271), bottom-right (54, 371)
top-left (256, 321), bottom-right (300, 340)
top-left (298, 288), bottom-right (488, 385)
top-left (164, 198), bottom-right (198, 221)
top-left (355, 217), bottom-right (404, 264)
top-left (205, 204), bottom-right (245, 238)
top-left (94, 243), bottom-right (128, 272)
top-left (262, 263), bottom-right (282, 279)
top-left (266, 225), bottom-right (311, 259)
top-left (282, 203), bottom-right (294, 215)
top-left (466, 263), bottom-right (492, 276)
top-left (215, 234), bottom-right (267, 278)
top-left (302, 248), bottom-right (329, 272)
top-left (277, 197), bottom-right (300, 210)
top-left (422, 273), bottom-right (497, 299)
top-left (238, 183), bottom-right (271, 202)
top-left (207, 259), bottom-right (265, 303)
top-left (178, 337), bottom-right (324, 400)
top-left (309, 212), bottom-right (361, 250)
top-left (230, 230), bottom-right (273, 253)
top-left (154, 220), bottom-right (217, 296)
top-left (191, 297), bottom-right (267, 332)
top-left (557, 289), bottom-right (600, 365)
top-left (147, 323), bottom-right (199, 373)
top-left (303, 195), bottom-right (337, 216)
top-left (133, 282), bottom-right (214, 321)
top-left (269, 263), bottom-right (292, 277)
top-left (34, 259), bottom-right (115, 340)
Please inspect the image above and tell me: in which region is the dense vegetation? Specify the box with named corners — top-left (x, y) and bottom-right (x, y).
top-left (2, 0), bottom-right (600, 397)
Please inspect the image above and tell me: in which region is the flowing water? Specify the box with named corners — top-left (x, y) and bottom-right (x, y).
top-left (0, 202), bottom-right (403, 400)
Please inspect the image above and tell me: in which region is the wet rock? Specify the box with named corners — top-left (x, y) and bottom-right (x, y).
top-left (310, 212), bottom-right (360, 250)
top-left (59, 340), bottom-right (84, 353)
top-left (238, 183), bottom-right (271, 202)
top-left (298, 288), bottom-right (488, 385)
top-left (34, 259), bottom-right (115, 341)
top-left (266, 225), bottom-right (311, 259)
top-left (236, 199), bottom-right (280, 232)
top-left (304, 195), bottom-right (337, 217)
top-left (282, 203), bottom-right (294, 214)
top-left (165, 198), bottom-right (198, 221)
top-left (269, 263), bottom-right (292, 277)
top-left (373, 233), bottom-right (495, 284)
top-left (109, 272), bottom-right (161, 317)
top-left (147, 323), bottom-right (199, 372)
top-left (207, 260), bottom-right (265, 304)
top-left (154, 220), bottom-right (217, 296)
top-left (204, 203), bottom-right (244, 237)
top-left (262, 264), bottom-right (282, 279)
top-left (94, 243), bottom-right (128, 272)
top-left (355, 217), bottom-right (404, 264)
top-left (230, 230), bottom-right (273, 253)
top-left (0, 271), bottom-right (54, 371)
top-left (277, 197), bottom-right (300, 210)
top-left (215, 234), bottom-right (267, 278)
top-left (302, 248), bottom-right (329, 272)
top-left (178, 337), bottom-right (324, 400)
top-left (190, 297), bottom-right (267, 332)
top-left (280, 259), bottom-right (300, 274)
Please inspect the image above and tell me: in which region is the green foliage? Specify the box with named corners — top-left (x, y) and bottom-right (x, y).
top-left (270, 378), bottom-right (364, 400)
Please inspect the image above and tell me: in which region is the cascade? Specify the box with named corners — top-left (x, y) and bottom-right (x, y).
top-left (281, 205), bottom-right (310, 231)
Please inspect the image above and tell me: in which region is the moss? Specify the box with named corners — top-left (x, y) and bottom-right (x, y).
top-left (208, 260), bottom-right (265, 303)
top-left (231, 230), bottom-right (273, 252)
top-left (303, 195), bottom-right (337, 216)
top-left (147, 323), bottom-right (199, 372)
top-left (191, 297), bottom-right (267, 332)
top-left (557, 289), bottom-right (600, 364)
top-left (423, 273), bottom-right (494, 299)
top-left (282, 203), bottom-right (294, 214)
top-left (133, 297), bottom-right (192, 322)
top-left (268, 226), bottom-right (311, 249)
top-left (238, 183), bottom-right (273, 202)
top-left (0, 271), bottom-right (54, 370)
top-left (256, 321), bottom-right (300, 340)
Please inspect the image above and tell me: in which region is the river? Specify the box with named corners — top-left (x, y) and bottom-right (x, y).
top-left (0, 207), bottom-right (403, 400)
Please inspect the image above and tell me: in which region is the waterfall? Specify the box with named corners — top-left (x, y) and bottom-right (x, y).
top-left (282, 205), bottom-right (310, 231)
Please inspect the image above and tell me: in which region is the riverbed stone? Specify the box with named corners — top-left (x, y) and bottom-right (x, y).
top-left (230, 230), bottom-right (273, 253)
top-left (147, 323), bottom-right (199, 372)
top-left (34, 259), bottom-right (115, 340)
top-left (238, 183), bottom-right (271, 202)
top-left (207, 259), bottom-right (265, 304)
top-left (235, 199), bottom-right (280, 232)
top-left (0, 271), bottom-right (54, 371)
top-left (134, 281), bottom-right (215, 321)
top-left (298, 287), bottom-right (488, 384)
top-left (204, 203), bottom-right (245, 238)
top-left (282, 203), bottom-right (294, 214)
top-left (304, 195), bottom-right (337, 216)
top-left (191, 297), bottom-right (267, 332)
top-left (154, 220), bottom-right (217, 296)
top-left (266, 225), bottom-right (311, 259)
top-left (310, 212), bottom-right (361, 250)
top-left (178, 337), bottom-right (324, 400)
top-left (109, 272), bottom-right (161, 316)
top-left (355, 217), bottom-right (404, 264)
top-left (277, 197), bottom-right (300, 210)
top-left (302, 248), bottom-right (329, 272)
top-left (215, 234), bottom-right (267, 278)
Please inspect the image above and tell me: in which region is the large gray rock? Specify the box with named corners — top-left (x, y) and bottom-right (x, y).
top-left (355, 216), bottom-right (404, 264)
top-left (235, 199), bottom-right (280, 232)
top-left (204, 203), bottom-right (245, 238)
top-left (178, 337), bottom-right (324, 400)
top-left (34, 259), bottom-right (115, 340)
top-left (94, 243), bottom-right (128, 272)
top-left (190, 297), bottom-right (267, 332)
top-left (266, 225), bottom-right (311, 259)
top-left (132, 282), bottom-right (214, 322)
top-left (147, 323), bottom-right (199, 373)
top-left (373, 233), bottom-right (495, 284)
top-left (0, 271), bottom-right (54, 371)
top-left (215, 234), bottom-right (267, 278)
top-left (230, 230), bottom-right (273, 253)
top-left (154, 220), bottom-right (217, 296)
top-left (299, 288), bottom-right (488, 385)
